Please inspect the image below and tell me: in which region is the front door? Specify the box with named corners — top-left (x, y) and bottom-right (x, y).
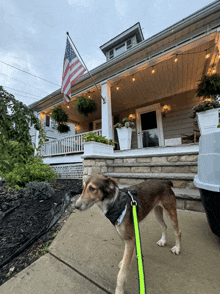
top-left (136, 104), bottom-right (164, 148)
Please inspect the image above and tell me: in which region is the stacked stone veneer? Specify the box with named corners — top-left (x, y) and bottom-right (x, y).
top-left (83, 152), bottom-right (204, 212)
top-left (50, 163), bottom-right (83, 179)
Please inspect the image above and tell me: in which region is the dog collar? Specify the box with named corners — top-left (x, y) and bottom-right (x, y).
top-left (104, 190), bottom-right (129, 226)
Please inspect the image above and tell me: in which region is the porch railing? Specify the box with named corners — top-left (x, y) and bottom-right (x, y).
top-left (40, 129), bottom-right (102, 156)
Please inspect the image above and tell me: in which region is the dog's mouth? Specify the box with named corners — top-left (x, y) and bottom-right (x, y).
top-left (74, 199), bottom-right (95, 211)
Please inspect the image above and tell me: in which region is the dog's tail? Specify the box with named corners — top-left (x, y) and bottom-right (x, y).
top-left (168, 180), bottom-right (173, 187)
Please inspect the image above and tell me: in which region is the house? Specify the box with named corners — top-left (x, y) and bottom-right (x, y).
top-left (29, 1), bottom-right (220, 211)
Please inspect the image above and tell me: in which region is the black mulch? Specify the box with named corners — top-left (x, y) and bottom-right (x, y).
top-left (0, 179), bottom-right (82, 286)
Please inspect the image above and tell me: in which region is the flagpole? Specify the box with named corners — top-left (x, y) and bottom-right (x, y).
top-left (66, 32), bottom-right (106, 104)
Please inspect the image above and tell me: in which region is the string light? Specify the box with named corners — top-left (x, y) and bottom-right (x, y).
top-left (205, 50), bottom-right (210, 58)
top-left (67, 105), bottom-right (70, 108)
top-left (152, 67), bottom-right (155, 74)
top-left (212, 68), bottom-right (216, 74)
top-left (132, 76), bottom-right (135, 81)
top-left (116, 84), bottom-right (120, 90)
top-left (174, 55), bottom-right (178, 62)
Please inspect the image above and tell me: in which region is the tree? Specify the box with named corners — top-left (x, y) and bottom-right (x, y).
top-left (0, 86), bottom-right (45, 175)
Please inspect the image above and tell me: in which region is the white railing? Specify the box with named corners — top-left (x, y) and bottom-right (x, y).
top-left (40, 129), bottom-right (102, 156)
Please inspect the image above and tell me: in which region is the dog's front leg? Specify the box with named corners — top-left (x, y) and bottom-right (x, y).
top-left (115, 238), bottom-right (135, 294)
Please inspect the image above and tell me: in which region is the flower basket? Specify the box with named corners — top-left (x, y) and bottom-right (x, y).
top-left (83, 141), bottom-right (114, 156)
top-left (82, 132), bottom-right (117, 155)
top-left (75, 96), bottom-right (97, 117)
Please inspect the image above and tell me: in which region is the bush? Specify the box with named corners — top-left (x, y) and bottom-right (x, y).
top-left (2, 157), bottom-right (57, 188)
top-left (83, 132), bottom-right (117, 146)
top-left (25, 182), bottom-right (54, 200)
top-left (0, 141), bottom-right (35, 175)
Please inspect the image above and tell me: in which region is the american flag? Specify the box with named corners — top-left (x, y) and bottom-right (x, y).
top-left (61, 38), bottom-right (86, 103)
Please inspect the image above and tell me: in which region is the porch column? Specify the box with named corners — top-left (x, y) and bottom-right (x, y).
top-left (101, 81), bottom-right (113, 140)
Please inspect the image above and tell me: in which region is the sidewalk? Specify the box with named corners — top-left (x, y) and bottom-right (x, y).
top-left (1, 206), bottom-right (220, 294)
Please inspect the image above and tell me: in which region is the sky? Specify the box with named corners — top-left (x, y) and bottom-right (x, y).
top-left (0, 0), bottom-right (216, 106)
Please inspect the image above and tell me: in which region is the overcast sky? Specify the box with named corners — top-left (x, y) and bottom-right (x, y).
top-left (0, 0), bottom-right (216, 106)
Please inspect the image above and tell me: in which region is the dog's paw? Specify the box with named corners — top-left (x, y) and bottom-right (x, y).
top-left (157, 239), bottom-right (166, 247)
top-left (171, 246), bottom-right (180, 255)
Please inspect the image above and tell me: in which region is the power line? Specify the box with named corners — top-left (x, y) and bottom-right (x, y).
top-left (4, 86), bottom-right (43, 99)
top-left (10, 93), bottom-right (40, 101)
top-left (0, 61), bottom-right (60, 87)
top-left (0, 72), bottom-right (50, 94)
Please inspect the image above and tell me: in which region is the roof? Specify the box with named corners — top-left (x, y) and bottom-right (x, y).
top-left (29, 1), bottom-right (220, 111)
top-left (99, 22), bottom-right (144, 55)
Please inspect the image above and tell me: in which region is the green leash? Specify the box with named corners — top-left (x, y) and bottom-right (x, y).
top-left (128, 190), bottom-right (146, 294)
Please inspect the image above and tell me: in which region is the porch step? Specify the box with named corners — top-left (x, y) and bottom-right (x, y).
top-left (104, 172), bottom-right (197, 189)
top-left (107, 161), bottom-right (197, 174)
top-left (117, 184), bottom-right (204, 212)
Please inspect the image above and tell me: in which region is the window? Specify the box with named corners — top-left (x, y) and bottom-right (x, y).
top-left (109, 49), bottom-right (114, 60)
top-left (115, 44), bottom-right (126, 57)
top-left (127, 39), bottom-right (132, 49)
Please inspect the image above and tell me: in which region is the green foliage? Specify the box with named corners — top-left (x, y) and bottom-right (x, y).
top-left (50, 107), bottom-right (70, 133)
top-left (2, 157), bottom-right (57, 188)
top-left (114, 117), bottom-right (135, 128)
top-left (217, 124), bottom-right (220, 128)
top-left (51, 107), bottom-right (68, 123)
top-left (75, 96), bottom-right (97, 116)
top-left (196, 74), bottom-right (220, 99)
top-left (0, 141), bottom-right (34, 175)
top-left (57, 123), bottom-right (70, 133)
top-left (0, 86), bottom-right (46, 164)
top-left (189, 99), bottom-right (220, 119)
top-left (83, 132), bottom-right (117, 146)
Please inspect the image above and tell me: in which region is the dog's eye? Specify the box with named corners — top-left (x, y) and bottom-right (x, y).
top-left (89, 186), bottom-right (96, 192)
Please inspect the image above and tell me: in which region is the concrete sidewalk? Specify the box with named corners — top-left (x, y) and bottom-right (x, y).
top-left (1, 207), bottom-right (220, 294)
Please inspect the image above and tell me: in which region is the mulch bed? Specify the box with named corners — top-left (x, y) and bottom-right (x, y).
top-left (0, 179), bottom-right (82, 286)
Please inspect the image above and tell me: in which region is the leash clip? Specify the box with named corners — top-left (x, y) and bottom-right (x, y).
top-left (128, 190), bottom-right (137, 206)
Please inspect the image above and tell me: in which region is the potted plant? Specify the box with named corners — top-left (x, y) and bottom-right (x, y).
top-left (114, 118), bottom-right (135, 150)
top-left (83, 132), bottom-right (117, 155)
top-left (75, 96), bottom-right (97, 117)
top-left (190, 74), bottom-right (220, 135)
top-left (51, 107), bottom-right (70, 133)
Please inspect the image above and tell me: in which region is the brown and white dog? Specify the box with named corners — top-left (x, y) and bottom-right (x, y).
top-left (75, 174), bottom-right (181, 294)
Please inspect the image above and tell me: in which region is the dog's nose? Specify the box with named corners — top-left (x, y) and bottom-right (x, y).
top-left (74, 203), bottom-right (80, 210)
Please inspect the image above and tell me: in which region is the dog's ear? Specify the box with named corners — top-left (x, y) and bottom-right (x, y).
top-left (105, 177), bottom-right (118, 193)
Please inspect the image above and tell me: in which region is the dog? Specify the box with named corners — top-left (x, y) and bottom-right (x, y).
top-left (75, 174), bottom-right (181, 294)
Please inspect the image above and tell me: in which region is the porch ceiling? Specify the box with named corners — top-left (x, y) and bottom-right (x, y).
top-left (43, 39), bottom-right (218, 124)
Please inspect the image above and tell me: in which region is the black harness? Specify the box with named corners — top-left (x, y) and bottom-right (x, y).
top-left (104, 189), bottom-right (138, 226)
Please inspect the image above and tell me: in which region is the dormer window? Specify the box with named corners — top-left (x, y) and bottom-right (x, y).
top-left (100, 23), bottom-right (144, 62)
top-left (115, 43), bottom-right (126, 57)
top-left (107, 38), bottom-right (136, 61)
top-left (109, 49), bottom-right (114, 60)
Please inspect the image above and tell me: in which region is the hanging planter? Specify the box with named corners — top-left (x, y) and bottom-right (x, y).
top-left (51, 107), bottom-right (70, 133)
top-left (196, 73), bottom-right (220, 100)
top-left (75, 96), bottom-right (97, 117)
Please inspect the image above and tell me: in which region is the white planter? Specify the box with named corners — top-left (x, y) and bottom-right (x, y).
top-left (83, 141), bottom-right (114, 156)
top-left (116, 127), bottom-right (132, 150)
top-left (197, 108), bottom-right (220, 135)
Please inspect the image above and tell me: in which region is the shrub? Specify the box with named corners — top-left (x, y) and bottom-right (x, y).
top-left (2, 157), bottom-right (57, 188)
top-left (83, 132), bottom-right (117, 146)
top-left (189, 99), bottom-right (220, 119)
top-left (25, 182), bottom-right (54, 200)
